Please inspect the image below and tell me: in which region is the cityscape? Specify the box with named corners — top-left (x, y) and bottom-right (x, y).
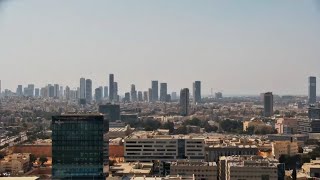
top-left (1, 1), bottom-right (320, 180)
top-left (0, 75), bottom-right (320, 180)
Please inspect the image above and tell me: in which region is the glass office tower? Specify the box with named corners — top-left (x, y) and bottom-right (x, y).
top-left (52, 114), bottom-right (106, 180)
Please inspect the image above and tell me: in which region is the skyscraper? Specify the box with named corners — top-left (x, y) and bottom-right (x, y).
top-left (48, 84), bottom-right (55, 98)
top-left (160, 83), bottom-right (168, 102)
top-left (104, 86), bottom-right (108, 98)
top-left (193, 81), bottom-right (201, 104)
top-left (16, 85), bottom-right (23, 96)
top-left (85, 79), bottom-right (92, 103)
top-left (54, 84), bottom-right (59, 98)
top-left (309, 76), bottom-right (317, 104)
top-left (35, 88), bottom-right (40, 97)
top-left (80, 78), bottom-right (86, 100)
top-left (138, 91), bottom-right (143, 102)
top-left (124, 92), bottom-right (130, 103)
top-left (151, 80), bottom-right (158, 102)
top-left (143, 91), bottom-right (148, 102)
top-left (264, 92), bottom-right (274, 117)
top-left (99, 104), bottom-right (121, 122)
top-left (65, 86), bottom-right (70, 100)
top-left (27, 84), bottom-right (35, 97)
top-left (171, 92), bottom-right (177, 101)
top-left (109, 74), bottom-right (114, 102)
top-left (114, 82), bottom-right (118, 102)
top-left (148, 88), bottom-right (152, 103)
top-left (130, 84), bottom-right (137, 102)
top-left (180, 88), bottom-right (189, 116)
top-left (95, 87), bottom-right (103, 103)
top-left (52, 114), bottom-right (107, 179)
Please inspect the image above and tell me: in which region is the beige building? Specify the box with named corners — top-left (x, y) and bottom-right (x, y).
top-left (110, 162), bottom-right (153, 177)
top-left (219, 156), bottom-right (282, 180)
top-left (272, 141), bottom-right (298, 159)
top-left (301, 159), bottom-right (320, 178)
top-left (169, 160), bottom-right (217, 180)
top-left (124, 134), bottom-right (205, 162)
top-left (243, 119), bottom-right (265, 131)
top-left (0, 153), bottom-right (30, 175)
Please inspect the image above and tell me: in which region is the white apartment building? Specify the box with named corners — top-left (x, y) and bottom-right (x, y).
top-left (124, 134), bottom-right (205, 162)
top-left (219, 155), bottom-right (284, 180)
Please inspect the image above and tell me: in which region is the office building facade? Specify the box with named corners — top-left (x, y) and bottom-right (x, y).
top-left (80, 78), bottom-right (86, 100)
top-left (98, 104), bottom-right (121, 122)
top-left (160, 83), bottom-right (168, 102)
top-left (193, 81), bottom-right (201, 104)
top-left (264, 92), bottom-right (274, 117)
top-left (85, 79), bottom-right (92, 103)
top-left (152, 81), bottom-right (159, 102)
top-left (52, 114), bottom-right (107, 179)
top-left (309, 76), bottom-right (317, 104)
top-left (180, 88), bottom-right (189, 116)
top-left (109, 74), bottom-right (114, 102)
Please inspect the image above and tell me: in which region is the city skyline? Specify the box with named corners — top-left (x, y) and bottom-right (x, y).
top-left (1, 1), bottom-right (320, 95)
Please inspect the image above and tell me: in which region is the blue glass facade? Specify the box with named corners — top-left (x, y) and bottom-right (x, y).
top-left (52, 115), bottom-right (105, 180)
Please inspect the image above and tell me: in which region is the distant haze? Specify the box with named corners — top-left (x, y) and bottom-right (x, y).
top-left (0, 0), bottom-right (320, 95)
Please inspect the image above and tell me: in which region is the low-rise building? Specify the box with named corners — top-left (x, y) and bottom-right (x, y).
top-left (219, 155), bottom-right (285, 180)
top-left (110, 162), bottom-right (153, 177)
top-left (207, 144), bottom-right (258, 162)
top-left (0, 153), bottom-right (30, 175)
top-left (124, 133), bottom-right (205, 162)
top-left (272, 141), bottom-right (298, 159)
top-left (302, 159), bottom-right (320, 178)
top-left (166, 160), bottom-right (217, 180)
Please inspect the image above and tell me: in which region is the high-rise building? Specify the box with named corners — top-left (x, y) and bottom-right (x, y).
top-left (48, 84), bottom-right (55, 98)
top-left (143, 91), bottom-right (148, 102)
top-left (53, 84), bottom-right (59, 98)
top-left (148, 88), bottom-right (152, 103)
top-left (16, 85), bottom-right (23, 96)
top-left (98, 104), bottom-right (120, 122)
top-left (160, 83), bottom-right (168, 102)
top-left (27, 84), bottom-right (35, 97)
top-left (124, 92), bottom-right (130, 103)
top-left (215, 92), bottom-right (223, 99)
top-left (65, 86), bottom-right (70, 100)
top-left (151, 81), bottom-right (159, 102)
top-left (114, 82), bottom-right (118, 102)
top-left (34, 88), bottom-right (40, 97)
top-left (85, 79), bottom-right (92, 103)
top-left (193, 81), bottom-right (201, 104)
top-left (52, 114), bottom-right (108, 179)
top-left (104, 86), bottom-right (108, 98)
top-left (171, 92), bottom-right (177, 101)
top-left (130, 84), bottom-right (137, 102)
top-left (40, 87), bottom-right (47, 98)
top-left (264, 92), bottom-right (274, 117)
top-left (180, 88), bottom-right (189, 116)
top-left (309, 76), bottom-right (317, 104)
top-left (109, 74), bottom-right (114, 102)
top-left (95, 87), bottom-right (103, 103)
top-left (138, 91), bottom-right (143, 102)
top-left (59, 86), bottom-right (64, 99)
top-left (80, 78), bottom-right (86, 100)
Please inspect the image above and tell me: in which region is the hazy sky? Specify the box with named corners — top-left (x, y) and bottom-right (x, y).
top-left (1, 0), bottom-right (320, 95)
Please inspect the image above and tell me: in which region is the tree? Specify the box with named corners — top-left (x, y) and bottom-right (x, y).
top-left (174, 125), bottom-right (188, 135)
top-left (0, 152), bottom-right (5, 160)
top-left (161, 122), bottom-right (174, 134)
top-left (29, 154), bottom-right (37, 163)
top-left (39, 156), bottom-right (48, 166)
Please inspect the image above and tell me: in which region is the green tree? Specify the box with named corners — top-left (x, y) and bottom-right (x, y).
top-left (29, 154), bottom-right (37, 163)
top-left (161, 122), bottom-right (175, 134)
top-left (39, 156), bottom-right (48, 166)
